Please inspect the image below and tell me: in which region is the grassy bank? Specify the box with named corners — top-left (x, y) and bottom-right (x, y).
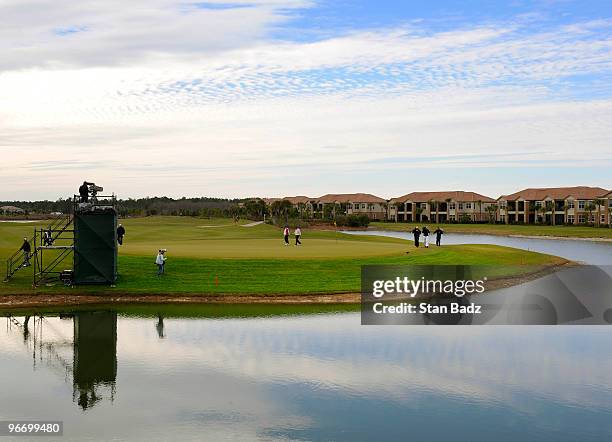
top-left (1, 245), bottom-right (567, 296)
top-left (370, 221), bottom-right (612, 240)
top-left (0, 216), bottom-right (567, 298)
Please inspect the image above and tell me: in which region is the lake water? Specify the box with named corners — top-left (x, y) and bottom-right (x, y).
top-left (342, 230), bottom-right (612, 265)
top-left (1, 233), bottom-right (612, 441)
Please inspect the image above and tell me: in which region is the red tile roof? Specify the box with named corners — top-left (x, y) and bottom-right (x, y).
top-left (317, 193), bottom-right (386, 203)
top-left (391, 191), bottom-right (495, 204)
top-left (499, 186), bottom-right (609, 201)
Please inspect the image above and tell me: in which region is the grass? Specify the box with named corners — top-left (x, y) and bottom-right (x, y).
top-left (370, 221), bottom-right (612, 239)
top-left (0, 216), bottom-right (567, 297)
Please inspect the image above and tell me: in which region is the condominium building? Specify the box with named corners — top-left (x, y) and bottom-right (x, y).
top-left (496, 186), bottom-right (610, 225)
top-left (388, 191), bottom-right (496, 223)
top-left (313, 193), bottom-right (388, 220)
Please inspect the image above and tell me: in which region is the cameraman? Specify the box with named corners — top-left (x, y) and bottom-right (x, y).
top-left (79, 181), bottom-right (94, 203)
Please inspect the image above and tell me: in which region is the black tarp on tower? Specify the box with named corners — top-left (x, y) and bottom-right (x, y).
top-left (73, 209), bottom-right (117, 284)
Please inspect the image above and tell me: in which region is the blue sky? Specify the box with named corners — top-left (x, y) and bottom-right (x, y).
top-left (0, 0), bottom-right (610, 199)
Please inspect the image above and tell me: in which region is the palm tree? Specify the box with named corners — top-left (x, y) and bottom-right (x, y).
top-left (415, 206), bottom-right (424, 223)
top-left (427, 200), bottom-right (434, 223)
top-left (594, 198), bottom-right (605, 226)
top-left (545, 200), bottom-right (555, 225)
top-left (608, 207), bottom-right (612, 228)
top-left (585, 202), bottom-right (596, 225)
top-left (485, 204), bottom-right (497, 223)
top-left (476, 199), bottom-right (483, 222)
top-left (536, 205), bottom-right (544, 224)
top-left (297, 202), bottom-right (305, 220)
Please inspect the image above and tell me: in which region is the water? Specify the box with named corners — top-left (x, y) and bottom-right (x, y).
top-left (1, 235), bottom-right (611, 441)
top-left (342, 230), bottom-right (612, 265)
top-left (1, 310), bottom-right (612, 441)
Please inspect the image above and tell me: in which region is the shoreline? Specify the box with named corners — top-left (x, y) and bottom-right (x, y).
top-left (0, 262), bottom-right (571, 309)
top-left (362, 226), bottom-right (612, 243)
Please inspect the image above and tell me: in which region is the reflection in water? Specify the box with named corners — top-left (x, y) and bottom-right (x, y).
top-left (1, 310), bottom-right (612, 441)
top-left (73, 312), bottom-right (117, 410)
top-left (156, 315), bottom-right (166, 339)
top-left (4, 311), bottom-right (119, 411)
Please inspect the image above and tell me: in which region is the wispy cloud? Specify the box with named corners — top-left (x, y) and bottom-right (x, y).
top-left (0, 1), bottom-right (611, 199)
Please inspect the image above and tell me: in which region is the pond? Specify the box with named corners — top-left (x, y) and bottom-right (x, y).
top-left (1, 307), bottom-right (612, 441)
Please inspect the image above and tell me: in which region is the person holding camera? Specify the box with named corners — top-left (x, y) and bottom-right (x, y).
top-left (155, 249), bottom-right (167, 276)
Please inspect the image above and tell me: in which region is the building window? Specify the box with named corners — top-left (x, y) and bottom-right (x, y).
top-left (458, 203), bottom-right (464, 210)
top-left (347, 203), bottom-right (352, 209)
top-left (499, 201), bottom-right (506, 208)
top-left (449, 215), bottom-right (455, 221)
top-left (448, 202), bottom-right (456, 210)
top-left (500, 214), bottom-right (505, 222)
top-left (568, 201), bottom-right (574, 209)
top-left (421, 203), bottom-right (427, 209)
top-left (578, 200), bottom-right (585, 209)
top-left (535, 201), bottom-right (542, 208)
top-left (567, 215), bottom-right (574, 224)
top-left (368, 204), bottom-right (374, 210)
top-left (578, 214), bottom-right (586, 223)
top-left (601, 214), bottom-right (606, 223)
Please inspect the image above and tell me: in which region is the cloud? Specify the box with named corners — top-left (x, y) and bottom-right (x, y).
top-left (0, 4), bottom-right (611, 199)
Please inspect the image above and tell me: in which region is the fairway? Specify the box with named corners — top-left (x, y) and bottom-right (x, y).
top-left (0, 216), bottom-right (568, 297)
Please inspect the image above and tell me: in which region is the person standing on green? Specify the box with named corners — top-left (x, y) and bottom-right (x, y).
top-left (433, 227), bottom-right (444, 246)
top-left (155, 250), bottom-right (167, 276)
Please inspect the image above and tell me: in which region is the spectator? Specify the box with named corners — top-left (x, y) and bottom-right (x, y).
top-left (117, 224), bottom-right (126, 246)
top-left (20, 237), bottom-right (31, 267)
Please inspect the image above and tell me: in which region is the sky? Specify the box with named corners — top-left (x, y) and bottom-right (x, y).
top-left (1, 0), bottom-right (611, 200)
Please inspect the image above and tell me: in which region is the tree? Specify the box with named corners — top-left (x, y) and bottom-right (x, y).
top-left (485, 204), bottom-right (497, 223)
top-left (415, 206), bottom-right (424, 223)
top-left (270, 200), bottom-right (292, 224)
top-left (585, 201), bottom-right (596, 225)
top-left (476, 199), bottom-right (483, 222)
top-left (562, 203), bottom-right (570, 225)
top-left (594, 199), bottom-right (605, 226)
top-left (545, 200), bottom-right (555, 225)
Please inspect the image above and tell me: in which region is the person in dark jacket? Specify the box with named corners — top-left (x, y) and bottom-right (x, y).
top-left (20, 237), bottom-right (31, 267)
top-left (433, 227), bottom-right (444, 246)
top-left (117, 224), bottom-right (126, 245)
top-left (79, 181), bottom-right (93, 202)
top-left (422, 226), bottom-right (430, 248)
top-left (411, 227), bottom-right (421, 247)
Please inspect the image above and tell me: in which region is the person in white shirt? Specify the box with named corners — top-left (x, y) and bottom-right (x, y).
top-left (155, 250), bottom-right (167, 276)
top-left (295, 227), bottom-right (302, 245)
top-left (283, 226), bottom-right (290, 246)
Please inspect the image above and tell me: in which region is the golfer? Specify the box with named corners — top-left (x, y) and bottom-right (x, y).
top-left (155, 250), bottom-right (167, 276)
top-left (20, 237), bottom-right (31, 267)
top-left (434, 227), bottom-right (444, 246)
top-left (295, 227), bottom-right (302, 246)
top-left (422, 226), bottom-right (430, 248)
top-left (411, 227), bottom-right (421, 248)
top-left (117, 224), bottom-right (126, 245)
top-left (283, 226), bottom-right (290, 246)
